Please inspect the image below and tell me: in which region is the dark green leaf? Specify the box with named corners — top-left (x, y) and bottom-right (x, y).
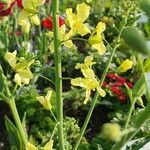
top-left (140, 0), bottom-right (150, 17)
top-left (5, 116), bottom-right (24, 150)
top-left (122, 27), bottom-right (150, 56)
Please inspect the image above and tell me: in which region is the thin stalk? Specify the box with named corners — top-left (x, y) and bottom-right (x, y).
top-left (123, 97), bottom-right (137, 143)
top-left (8, 98), bottom-right (27, 145)
top-left (73, 17), bottom-right (127, 150)
top-left (52, 0), bottom-right (65, 150)
top-left (38, 74), bottom-right (55, 85)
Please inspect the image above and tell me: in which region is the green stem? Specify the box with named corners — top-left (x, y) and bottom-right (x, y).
top-left (8, 98), bottom-right (27, 145)
top-left (52, 0), bottom-right (65, 150)
top-left (73, 17), bottom-right (127, 150)
top-left (123, 97), bottom-right (137, 143)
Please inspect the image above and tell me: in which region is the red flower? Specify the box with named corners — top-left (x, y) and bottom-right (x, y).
top-left (118, 95), bottom-right (126, 102)
top-left (0, 2), bottom-right (5, 10)
top-left (16, 0), bottom-right (23, 9)
top-left (125, 82), bottom-right (133, 88)
top-left (0, 1), bottom-right (15, 16)
top-left (102, 81), bottom-right (108, 87)
top-left (107, 73), bottom-right (126, 83)
top-left (110, 87), bottom-right (122, 95)
top-left (110, 86), bottom-right (126, 102)
top-left (41, 16), bottom-right (65, 30)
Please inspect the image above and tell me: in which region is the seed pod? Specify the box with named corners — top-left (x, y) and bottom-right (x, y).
top-left (122, 27), bottom-right (150, 56)
top-left (140, 0), bottom-right (150, 16)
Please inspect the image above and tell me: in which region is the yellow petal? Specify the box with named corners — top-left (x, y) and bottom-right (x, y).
top-left (14, 73), bottom-right (22, 86)
top-left (63, 40), bottom-right (73, 48)
top-left (97, 87), bottom-right (106, 97)
top-left (82, 68), bottom-right (95, 79)
top-left (30, 15), bottom-right (40, 25)
top-left (21, 77), bottom-right (30, 85)
top-left (96, 22), bottom-right (106, 34)
top-left (5, 50), bottom-right (17, 68)
top-left (25, 142), bottom-right (38, 150)
top-left (45, 90), bottom-right (53, 101)
top-left (18, 11), bottom-right (29, 26)
top-left (77, 23), bottom-right (91, 36)
top-left (118, 59), bottom-right (133, 73)
top-left (65, 8), bottom-right (76, 27)
top-left (21, 21), bottom-right (31, 33)
top-left (89, 34), bottom-right (102, 45)
top-left (71, 77), bottom-right (87, 88)
top-left (77, 3), bottom-right (90, 22)
top-left (46, 31), bottom-right (54, 38)
top-left (92, 43), bottom-right (106, 55)
top-left (17, 69), bottom-right (33, 79)
top-left (48, 41), bottom-right (54, 53)
top-left (84, 89), bottom-right (91, 104)
top-left (43, 140), bottom-right (54, 150)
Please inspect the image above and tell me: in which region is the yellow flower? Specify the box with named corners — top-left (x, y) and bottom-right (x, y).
top-left (71, 56), bottom-right (106, 104)
top-left (118, 59), bottom-right (133, 73)
top-left (101, 123), bottom-right (122, 142)
top-left (25, 142), bottom-right (38, 150)
top-left (75, 56), bottom-right (96, 78)
top-left (5, 51), bottom-right (34, 86)
top-left (18, 0), bottom-right (44, 33)
top-left (22, 0), bottom-right (44, 13)
top-left (43, 139), bottom-right (54, 150)
top-left (26, 139), bottom-right (53, 150)
top-left (47, 24), bottom-right (73, 52)
top-left (71, 77), bottom-right (106, 104)
top-left (36, 90), bottom-right (53, 110)
top-left (89, 22), bottom-right (106, 55)
top-left (65, 3), bottom-right (91, 36)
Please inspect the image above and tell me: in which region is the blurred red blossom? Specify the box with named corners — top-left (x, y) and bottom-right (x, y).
top-left (102, 73), bottom-right (133, 103)
top-left (16, 0), bottom-right (23, 9)
top-left (41, 16), bottom-right (65, 30)
top-left (0, 1), bottom-right (15, 16)
top-left (0, 0), bottom-right (23, 17)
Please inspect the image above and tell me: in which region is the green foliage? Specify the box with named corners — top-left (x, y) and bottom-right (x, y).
top-left (5, 116), bottom-right (24, 150)
top-left (122, 27), bottom-right (150, 56)
top-left (140, 0), bottom-right (150, 17)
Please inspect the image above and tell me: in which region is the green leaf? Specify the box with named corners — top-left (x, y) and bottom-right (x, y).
top-left (5, 116), bottom-right (24, 150)
top-left (144, 58), bottom-right (150, 72)
top-left (0, 65), bottom-right (6, 92)
top-left (132, 74), bottom-right (146, 98)
top-left (140, 0), bottom-right (150, 17)
top-left (122, 27), bottom-right (150, 56)
top-left (124, 83), bottom-right (133, 102)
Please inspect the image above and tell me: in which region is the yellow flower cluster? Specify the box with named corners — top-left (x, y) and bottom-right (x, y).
top-left (18, 0), bottom-right (44, 33)
top-left (5, 50), bottom-right (34, 86)
top-left (71, 56), bottom-right (106, 104)
top-left (47, 3), bottom-right (106, 55)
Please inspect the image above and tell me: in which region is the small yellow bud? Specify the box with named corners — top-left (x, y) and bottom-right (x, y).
top-left (101, 123), bottom-right (122, 142)
top-left (118, 59), bottom-right (133, 73)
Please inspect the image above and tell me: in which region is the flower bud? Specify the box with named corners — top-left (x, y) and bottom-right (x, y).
top-left (101, 123), bottom-right (122, 142)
